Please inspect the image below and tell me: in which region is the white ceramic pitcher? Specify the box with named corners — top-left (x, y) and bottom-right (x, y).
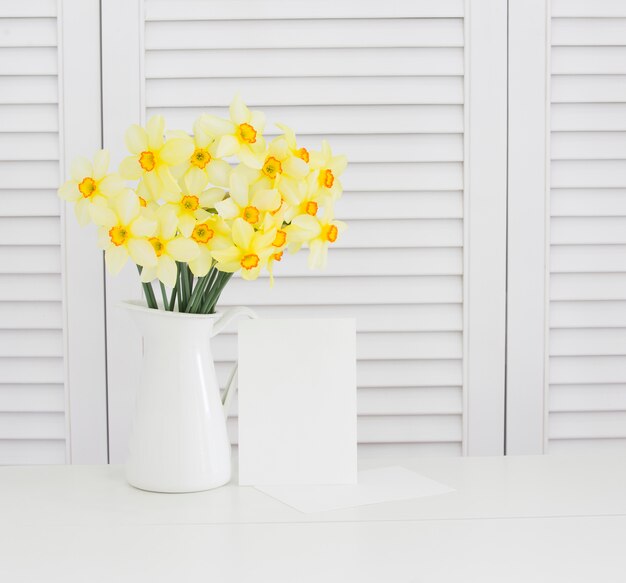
top-left (122, 300), bottom-right (256, 493)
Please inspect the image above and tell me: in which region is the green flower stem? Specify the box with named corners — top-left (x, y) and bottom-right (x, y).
top-left (185, 272), bottom-right (212, 313)
top-left (159, 282), bottom-right (169, 310)
top-left (178, 262), bottom-right (190, 311)
top-left (199, 270), bottom-right (224, 314)
top-left (203, 271), bottom-right (233, 314)
top-left (136, 265), bottom-right (158, 309)
top-left (168, 275), bottom-right (179, 312)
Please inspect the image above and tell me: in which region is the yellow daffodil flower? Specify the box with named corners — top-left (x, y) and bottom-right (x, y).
top-left (280, 172), bottom-right (328, 223)
top-left (188, 214), bottom-right (233, 277)
top-left (161, 167), bottom-right (226, 237)
top-left (58, 150), bottom-right (125, 225)
top-left (139, 210), bottom-right (199, 287)
top-left (199, 95), bottom-right (266, 169)
top-left (211, 217), bottom-right (276, 280)
top-left (119, 115), bottom-right (194, 200)
top-left (214, 170), bottom-right (280, 228)
top-left (91, 190), bottom-right (158, 275)
top-left (308, 140), bottom-right (347, 201)
top-left (286, 206), bottom-right (347, 269)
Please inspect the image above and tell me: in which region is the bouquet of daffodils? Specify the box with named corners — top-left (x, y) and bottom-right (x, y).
top-left (58, 96), bottom-right (347, 313)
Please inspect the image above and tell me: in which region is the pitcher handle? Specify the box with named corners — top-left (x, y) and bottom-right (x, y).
top-left (211, 307), bottom-right (258, 417)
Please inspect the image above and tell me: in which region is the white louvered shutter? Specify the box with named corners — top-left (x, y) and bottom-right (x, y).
top-left (0, 2), bottom-right (66, 464)
top-left (548, 0), bottom-right (626, 453)
top-left (103, 0), bottom-right (507, 462)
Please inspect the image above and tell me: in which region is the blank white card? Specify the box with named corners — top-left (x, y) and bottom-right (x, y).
top-left (238, 318), bottom-right (357, 486)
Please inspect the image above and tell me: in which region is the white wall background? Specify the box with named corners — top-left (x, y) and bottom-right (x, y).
top-left (0, 0), bottom-right (623, 465)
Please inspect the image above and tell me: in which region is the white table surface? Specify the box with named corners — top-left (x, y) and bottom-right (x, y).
top-left (1, 455), bottom-right (625, 582)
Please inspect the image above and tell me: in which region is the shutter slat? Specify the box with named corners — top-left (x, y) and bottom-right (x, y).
top-left (551, 132), bottom-right (626, 160)
top-left (145, 0), bottom-right (465, 21)
top-left (0, 384), bottom-right (64, 412)
top-left (0, 330), bottom-right (63, 357)
top-left (260, 248), bottom-right (462, 278)
top-left (551, 217), bottom-right (626, 244)
top-left (0, 18), bottom-right (56, 47)
top-left (336, 191), bottom-right (462, 220)
top-left (147, 77), bottom-right (464, 107)
top-left (220, 276), bottom-right (462, 305)
top-left (146, 48), bottom-right (464, 79)
top-left (552, 0), bottom-right (626, 18)
top-left (550, 355), bottom-right (626, 384)
top-left (552, 103), bottom-right (626, 131)
top-left (551, 245), bottom-right (626, 273)
top-left (551, 189), bottom-right (626, 217)
top-left (0, 439), bottom-right (64, 464)
top-left (0, 47), bottom-right (57, 75)
top-left (551, 273), bottom-right (626, 300)
top-left (145, 18), bottom-right (464, 50)
top-left (0, 217), bottom-right (60, 245)
top-left (0, 246), bottom-right (61, 273)
top-left (0, 190), bottom-right (60, 217)
top-left (550, 300), bottom-right (626, 328)
top-left (552, 46), bottom-right (626, 74)
top-left (0, 357), bottom-right (64, 384)
top-left (149, 104), bottom-right (464, 135)
top-left (549, 411), bottom-right (626, 439)
top-left (0, 161), bottom-right (59, 189)
top-left (0, 76), bottom-right (57, 103)
top-left (552, 18), bottom-right (626, 46)
top-left (0, 301), bottom-right (63, 329)
top-left (0, 104), bottom-right (58, 132)
top-left (552, 76), bottom-right (626, 103)
top-left (550, 328), bottom-right (626, 356)
top-left (0, 274), bottom-right (61, 301)
top-left (216, 304), bottom-right (462, 333)
top-left (0, 411), bottom-right (64, 439)
top-left (0, 133), bottom-right (59, 160)
top-left (213, 331), bottom-right (463, 362)
top-left (551, 384), bottom-right (626, 412)
top-left (551, 160), bottom-right (626, 188)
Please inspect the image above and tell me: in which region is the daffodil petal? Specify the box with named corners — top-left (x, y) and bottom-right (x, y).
top-left (98, 174), bottom-right (126, 197)
top-left (230, 94), bottom-right (250, 125)
top-left (199, 187), bottom-right (226, 208)
top-left (146, 115), bottom-right (165, 150)
top-left (70, 156), bottom-right (93, 182)
top-left (184, 166), bottom-right (209, 195)
top-left (206, 159), bottom-right (231, 187)
top-left (160, 137), bottom-right (194, 165)
top-left (125, 125), bottom-right (148, 154)
top-left (74, 199), bottom-right (92, 226)
top-left (249, 110), bottom-right (266, 133)
top-left (251, 188), bottom-right (280, 211)
top-left (167, 237), bottom-right (199, 262)
top-left (105, 245), bottom-right (129, 275)
top-left (282, 156), bottom-right (309, 179)
top-left (157, 255), bottom-right (177, 288)
top-left (229, 171), bottom-right (249, 207)
top-left (214, 198), bottom-right (240, 220)
top-left (90, 204), bottom-right (117, 228)
top-left (189, 246), bottom-right (213, 277)
top-left (178, 213), bottom-right (196, 238)
top-left (119, 156), bottom-right (143, 180)
top-left (92, 150), bottom-right (110, 179)
top-left (216, 135), bottom-right (239, 158)
top-left (231, 217), bottom-right (254, 249)
top-left (237, 147), bottom-right (264, 170)
top-left (140, 265), bottom-right (157, 283)
top-left (128, 238), bottom-right (157, 267)
top-left (58, 180), bottom-right (80, 202)
top-left (131, 215), bottom-right (157, 238)
top-left (199, 115), bottom-right (234, 137)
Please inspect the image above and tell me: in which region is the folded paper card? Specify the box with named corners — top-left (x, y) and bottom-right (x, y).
top-left (238, 318), bottom-right (357, 486)
top-left (255, 466), bottom-right (455, 513)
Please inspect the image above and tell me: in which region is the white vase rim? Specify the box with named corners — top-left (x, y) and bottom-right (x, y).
top-left (118, 299), bottom-right (223, 320)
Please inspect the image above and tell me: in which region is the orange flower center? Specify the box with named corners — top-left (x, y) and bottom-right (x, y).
top-left (296, 148), bottom-right (309, 163)
top-left (190, 148), bottom-right (211, 169)
top-left (139, 151), bottom-right (156, 172)
top-left (262, 156), bottom-right (282, 179)
top-left (237, 123), bottom-right (257, 144)
top-left (272, 251), bottom-right (283, 262)
top-left (149, 237), bottom-right (164, 257)
top-left (192, 223), bottom-right (214, 243)
top-left (242, 205), bottom-right (260, 224)
top-left (272, 230), bottom-right (287, 247)
top-left (181, 195), bottom-right (200, 211)
top-left (305, 201), bottom-right (318, 216)
top-left (109, 226), bottom-right (129, 247)
top-left (321, 169), bottom-right (334, 189)
top-left (78, 177), bottom-right (97, 199)
top-left (241, 253), bottom-right (260, 270)
top-left (138, 197), bottom-right (147, 207)
top-left (323, 224), bottom-right (338, 243)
